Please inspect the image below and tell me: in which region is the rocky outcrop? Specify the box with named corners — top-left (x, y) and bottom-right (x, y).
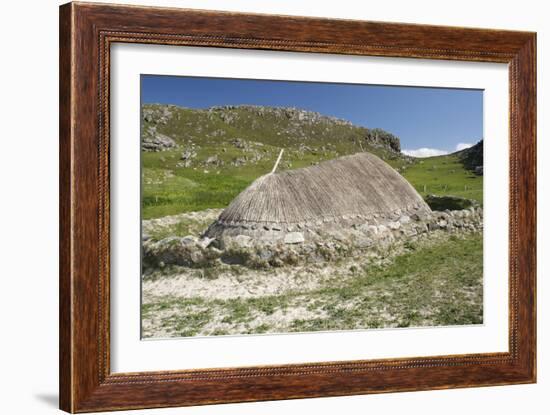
top-left (140, 103), bottom-right (404, 155)
top-left (207, 105), bottom-right (353, 127)
top-left (456, 140), bottom-right (483, 175)
top-left (142, 105), bottom-right (175, 125)
top-left (142, 134), bottom-right (176, 152)
top-left (141, 126), bottom-right (176, 151)
top-left (365, 128), bottom-right (401, 153)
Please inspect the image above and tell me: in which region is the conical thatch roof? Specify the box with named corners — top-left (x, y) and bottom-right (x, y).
top-left (206, 152), bottom-right (430, 240)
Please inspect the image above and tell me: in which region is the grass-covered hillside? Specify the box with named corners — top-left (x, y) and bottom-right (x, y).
top-left (142, 104), bottom-right (482, 219)
top-left (401, 154), bottom-right (483, 204)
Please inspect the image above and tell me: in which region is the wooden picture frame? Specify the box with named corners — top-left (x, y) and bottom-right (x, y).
top-left (59, 2), bottom-right (536, 412)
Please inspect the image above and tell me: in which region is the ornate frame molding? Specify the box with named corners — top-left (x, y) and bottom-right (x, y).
top-left (60, 2), bottom-right (536, 412)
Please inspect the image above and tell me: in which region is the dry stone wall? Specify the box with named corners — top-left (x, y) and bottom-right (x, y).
top-left (142, 206), bottom-right (483, 273)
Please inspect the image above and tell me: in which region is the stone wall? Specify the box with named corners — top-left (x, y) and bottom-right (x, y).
top-left (142, 206), bottom-right (483, 273)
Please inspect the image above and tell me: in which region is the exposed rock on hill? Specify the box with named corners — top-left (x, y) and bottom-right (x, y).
top-left (456, 140), bottom-right (483, 175)
top-left (143, 105), bottom-right (175, 125)
top-left (141, 103), bottom-right (403, 156)
top-left (141, 126), bottom-right (176, 151)
top-left (366, 128), bottom-right (401, 152)
top-left (207, 105), bottom-right (353, 127)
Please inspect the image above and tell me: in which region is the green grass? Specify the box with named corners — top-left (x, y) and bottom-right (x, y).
top-left (401, 154), bottom-right (483, 204)
top-left (142, 233), bottom-right (483, 337)
top-left (143, 149), bottom-right (483, 218)
top-left (145, 217), bottom-right (213, 241)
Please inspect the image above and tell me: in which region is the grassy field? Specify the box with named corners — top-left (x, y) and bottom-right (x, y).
top-left (142, 233), bottom-right (483, 337)
top-left (143, 148), bottom-right (483, 219)
top-left (401, 154), bottom-right (483, 204)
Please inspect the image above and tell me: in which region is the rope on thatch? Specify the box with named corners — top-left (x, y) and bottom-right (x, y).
top-left (214, 152), bottom-right (430, 227)
top-left (271, 149), bottom-right (284, 174)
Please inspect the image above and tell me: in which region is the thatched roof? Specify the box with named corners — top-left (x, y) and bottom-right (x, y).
top-left (206, 152), bottom-right (430, 239)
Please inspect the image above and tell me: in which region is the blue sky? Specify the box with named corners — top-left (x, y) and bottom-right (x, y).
top-left (141, 75), bottom-right (483, 156)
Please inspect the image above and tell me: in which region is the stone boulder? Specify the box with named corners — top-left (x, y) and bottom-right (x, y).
top-left (284, 232), bottom-right (305, 244)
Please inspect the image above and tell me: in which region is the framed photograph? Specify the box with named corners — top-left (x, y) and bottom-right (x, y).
top-left (59, 2), bottom-right (536, 412)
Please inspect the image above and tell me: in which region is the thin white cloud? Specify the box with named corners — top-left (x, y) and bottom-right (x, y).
top-left (455, 142), bottom-right (474, 151)
top-left (402, 142), bottom-right (475, 158)
top-left (402, 148), bottom-right (449, 158)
